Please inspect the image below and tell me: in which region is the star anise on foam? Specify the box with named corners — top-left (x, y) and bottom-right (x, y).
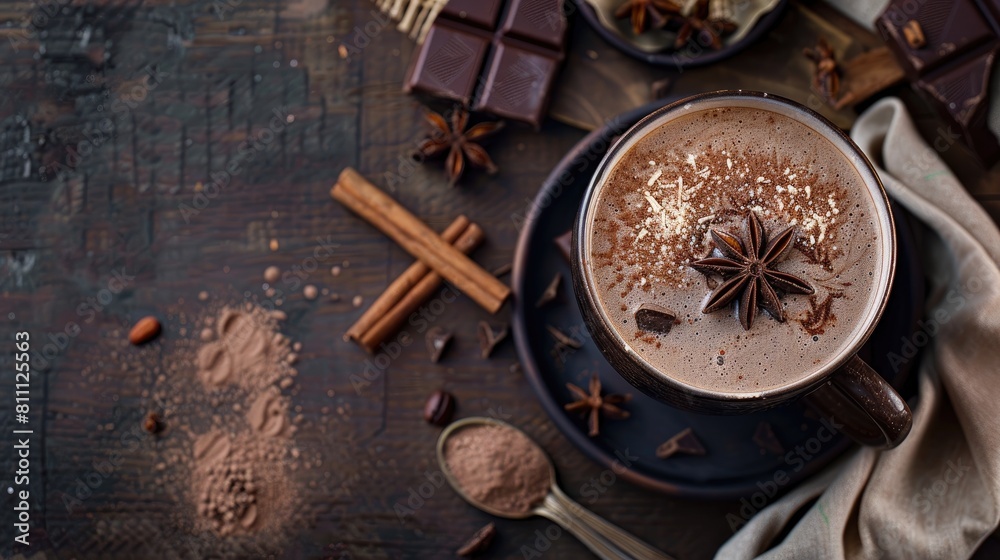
top-left (674, 0), bottom-right (736, 51)
top-left (614, 0), bottom-right (682, 36)
top-left (690, 211), bottom-right (814, 330)
top-left (565, 373), bottom-right (632, 437)
top-left (416, 108), bottom-right (503, 187)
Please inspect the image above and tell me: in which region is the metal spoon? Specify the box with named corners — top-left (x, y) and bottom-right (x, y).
top-left (437, 417), bottom-right (675, 560)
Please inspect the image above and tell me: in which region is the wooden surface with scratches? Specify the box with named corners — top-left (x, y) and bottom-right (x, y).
top-left (0, 0), bottom-right (997, 559)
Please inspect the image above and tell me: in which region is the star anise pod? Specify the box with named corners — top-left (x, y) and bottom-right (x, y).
top-left (674, 0), bottom-right (734, 51)
top-left (416, 108), bottom-right (503, 186)
top-left (565, 373), bottom-right (631, 437)
top-left (614, 0), bottom-right (682, 35)
top-left (803, 38), bottom-right (855, 109)
top-left (689, 211), bottom-right (814, 330)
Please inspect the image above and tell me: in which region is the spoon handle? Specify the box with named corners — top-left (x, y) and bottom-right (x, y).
top-left (537, 494), bottom-right (628, 560)
top-left (548, 487), bottom-right (675, 560)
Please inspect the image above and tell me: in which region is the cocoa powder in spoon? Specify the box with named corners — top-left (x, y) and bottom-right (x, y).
top-left (444, 424), bottom-right (551, 515)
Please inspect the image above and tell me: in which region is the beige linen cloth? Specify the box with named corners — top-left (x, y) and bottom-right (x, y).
top-left (716, 98), bottom-right (1000, 559)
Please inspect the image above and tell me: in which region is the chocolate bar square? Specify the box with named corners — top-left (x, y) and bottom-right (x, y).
top-left (440, 0), bottom-right (504, 30)
top-left (501, 0), bottom-right (568, 51)
top-left (881, 0), bottom-right (994, 78)
top-left (474, 39), bottom-right (560, 128)
top-left (403, 23), bottom-right (490, 105)
top-left (877, 0), bottom-right (1000, 163)
top-left (404, 0), bottom-right (567, 126)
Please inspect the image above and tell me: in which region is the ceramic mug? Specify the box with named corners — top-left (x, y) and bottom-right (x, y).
top-left (572, 91), bottom-right (912, 448)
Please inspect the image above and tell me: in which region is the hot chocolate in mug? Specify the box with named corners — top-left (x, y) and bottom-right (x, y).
top-left (572, 91), bottom-right (912, 448)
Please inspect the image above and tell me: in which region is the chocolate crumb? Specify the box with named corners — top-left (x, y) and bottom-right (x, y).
top-left (546, 325), bottom-right (582, 349)
top-left (477, 321), bottom-right (509, 358)
top-left (144, 412), bottom-right (162, 434)
top-left (634, 303), bottom-right (677, 334)
top-left (656, 427), bottom-right (706, 459)
top-left (553, 230), bottom-right (573, 263)
top-left (425, 327), bottom-right (453, 363)
top-left (536, 273), bottom-right (562, 308)
top-left (753, 422), bottom-right (784, 455)
top-left (457, 522), bottom-right (497, 557)
top-left (651, 77), bottom-right (673, 99)
top-left (492, 263), bottom-right (512, 278)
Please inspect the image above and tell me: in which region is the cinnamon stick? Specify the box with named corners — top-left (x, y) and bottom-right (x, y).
top-left (357, 223), bottom-right (485, 353)
top-left (332, 168), bottom-right (510, 313)
top-left (344, 215), bottom-right (470, 343)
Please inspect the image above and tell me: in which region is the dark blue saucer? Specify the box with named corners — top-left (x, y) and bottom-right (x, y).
top-left (511, 98), bottom-right (923, 499)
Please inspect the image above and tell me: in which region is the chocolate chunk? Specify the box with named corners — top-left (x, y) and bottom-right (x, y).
top-left (553, 229), bottom-right (573, 263)
top-left (144, 412), bottom-right (163, 434)
top-left (405, 0), bottom-right (567, 126)
top-left (477, 321), bottom-right (509, 358)
top-left (546, 324), bottom-right (582, 349)
top-left (424, 390), bottom-right (456, 426)
top-left (441, 0), bottom-right (503, 30)
top-left (876, 0), bottom-right (1000, 162)
top-left (536, 273), bottom-right (562, 308)
top-left (457, 522), bottom-right (497, 557)
top-left (492, 262), bottom-right (512, 277)
top-left (656, 427), bottom-right (706, 459)
top-left (917, 49), bottom-right (995, 135)
top-left (880, 0), bottom-right (992, 77)
top-left (501, 0), bottom-right (567, 50)
top-left (753, 421), bottom-right (784, 455)
top-left (634, 303), bottom-right (677, 334)
top-left (403, 23), bottom-right (490, 106)
top-left (474, 39), bottom-right (562, 129)
top-left (425, 326), bottom-right (453, 363)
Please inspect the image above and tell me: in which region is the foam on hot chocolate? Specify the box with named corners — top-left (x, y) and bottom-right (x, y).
top-left (586, 104), bottom-right (888, 394)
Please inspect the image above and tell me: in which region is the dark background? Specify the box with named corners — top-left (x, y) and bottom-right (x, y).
top-left (1, 0), bottom-right (998, 558)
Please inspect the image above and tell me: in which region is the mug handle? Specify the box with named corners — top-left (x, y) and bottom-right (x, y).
top-left (803, 354), bottom-right (912, 449)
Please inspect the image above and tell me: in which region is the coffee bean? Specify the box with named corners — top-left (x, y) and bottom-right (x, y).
top-left (423, 390), bottom-right (456, 426)
top-left (457, 522), bottom-right (496, 557)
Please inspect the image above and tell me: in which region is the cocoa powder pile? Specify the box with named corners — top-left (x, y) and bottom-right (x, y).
top-left (444, 424), bottom-right (551, 514)
top-left (114, 301), bottom-right (312, 555)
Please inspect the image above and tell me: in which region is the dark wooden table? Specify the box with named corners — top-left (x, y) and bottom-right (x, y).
top-left (1, 1), bottom-right (998, 559)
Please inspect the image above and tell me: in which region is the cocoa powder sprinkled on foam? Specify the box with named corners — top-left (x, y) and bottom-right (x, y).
top-left (589, 105), bottom-right (884, 393)
top-left (445, 425), bottom-right (550, 515)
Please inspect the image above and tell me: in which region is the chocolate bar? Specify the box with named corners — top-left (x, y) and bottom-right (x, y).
top-left (404, 0), bottom-right (568, 128)
top-left (877, 0), bottom-right (1000, 162)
